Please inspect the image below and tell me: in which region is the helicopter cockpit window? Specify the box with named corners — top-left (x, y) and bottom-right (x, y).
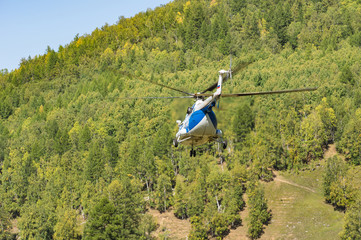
top-left (187, 107), bottom-right (193, 114)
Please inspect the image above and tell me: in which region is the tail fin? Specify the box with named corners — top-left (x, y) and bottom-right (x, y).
top-left (215, 70), bottom-right (228, 96)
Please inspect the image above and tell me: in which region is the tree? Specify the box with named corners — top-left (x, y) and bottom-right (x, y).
top-left (0, 203), bottom-right (13, 240)
top-left (84, 178), bottom-right (143, 239)
top-left (209, 213), bottom-right (230, 239)
top-left (223, 184), bottom-right (244, 228)
top-left (153, 121), bottom-right (172, 157)
top-left (323, 156), bottom-right (347, 203)
top-left (83, 197), bottom-right (119, 239)
top-left (339, 65), bottom-right (354, 85)
top-left (329, 177), bottom-right (356, 209)
top-left (270, 2), bottom-right (292, 46)
top-left (232, 102), bottom-right (254, 142)
top-left (154, 174), bottom-right (173, 212)
top-left (299, 109), bottom-right (326, 161)
top-left (182, 1), bottom-right (207, 50)
top-left (54, 128), bottom-right (71, 155)
top-left (187, 180), bottom-right (206, 217)
top-left (84, 139), bottom-right (105, 182)
top-left (18, 199), bottom-right (56, 240)
top-left (174, 175), bottom-right (188, 219)
top-left (0, 98), bottom-right (13, 119)
top-left (247, 182), bottom-right (271, 239)
top-left (340, 201), bottom-right (361, 240)
top-left (338, 109), bottom-right (361, 165)
top-left (53, 208), bottom-right (82, 240)
top-left (188, 216), bottom-right (207, 240)
top-left (45, 46), bottom-right (58, 79)
top-left (0, 122), bottom-right (9, 164)
top-left (230, 0), bottom-right (246, 14)
top-left (138, 214), bottom-right (157, 240)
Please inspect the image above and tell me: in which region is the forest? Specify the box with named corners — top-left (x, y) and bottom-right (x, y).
top-left (1, 0), bottom-right (361, 239)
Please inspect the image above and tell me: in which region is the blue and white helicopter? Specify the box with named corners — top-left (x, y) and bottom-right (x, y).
top-left (126, 63), bottom-right (317, 157)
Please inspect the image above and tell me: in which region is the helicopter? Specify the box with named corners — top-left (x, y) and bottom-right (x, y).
top-left (123, 62), bottom-right (317, 157)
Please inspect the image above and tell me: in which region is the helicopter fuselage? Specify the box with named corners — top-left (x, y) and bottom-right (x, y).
top-left (173, 70), bottom-right (228, 153)
top-left (175, 98), bottom-right (223, 147)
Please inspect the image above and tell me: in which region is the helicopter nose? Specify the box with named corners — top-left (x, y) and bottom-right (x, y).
top-left (176, 128), bottom-right (187, 138)
top-left (216, 129), bottom-right (223, 137)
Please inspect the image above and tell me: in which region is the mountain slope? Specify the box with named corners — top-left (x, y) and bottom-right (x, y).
top-left (1, 0), bottom-right (361, 239)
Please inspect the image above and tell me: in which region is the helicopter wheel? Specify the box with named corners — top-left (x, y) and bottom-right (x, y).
top-left (173, 138), bottom-right (178, 148)
top-left (222, 140), bottom-right (227, 149)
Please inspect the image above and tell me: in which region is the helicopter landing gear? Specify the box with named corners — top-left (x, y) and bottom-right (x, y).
top-left (190, 149), bottom-right (196, 157)
top-left (222, 140), bottom-right (227, 149)
top-left (173, 138), bottom-right (178, 147)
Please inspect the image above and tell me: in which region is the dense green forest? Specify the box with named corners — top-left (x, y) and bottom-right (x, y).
top-left (1, 0), bottom-right (361, 239)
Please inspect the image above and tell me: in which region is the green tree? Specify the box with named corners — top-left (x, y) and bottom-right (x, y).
top-left (209, 213), bottom-right (230, 239)
top-left (323, 156), bottom-right (347, 203)
top-left (174, 175), bottom-right (188, 219)
top-left (84, 178), bottom-right (143, 239)
top-left (153, 122), bottom-right (172, 157)
top-left (154, 174), bottom-right (173, 212)
top-left (188, 216), bottom-right (208, 240)
top-left (247, 182), bottom-right (271, 239)
top-left (0, 203), bottom-right (13, 240)
top-left (0, 122), bottom-right (9, 164)
top-left (340, 201), bottom-right (361, 240)
top-left (0, 98), bottom-right (13, 119)
top-left (54, 128), bottom-right (71, 155)
top-left (338, 109), bottom-right (361, 165)
top-left (85, 139), bottom-right (105, 182)
top-left (83, 197), bottom-right (119, 239)
top-left (138, 214), bottom-right (157, 240)
top-left (182, 0), bottom-right (206, 50)
top-left (53, 208), bottom-right (82, 240)
top-left (329, 177), bottom-right (356, 209)
top-left (18, 199), bottom-right (56, 240)
top-left (232, 102), bottom-right (254, 142)
top-left (270, 2), bottom-right (292, 46)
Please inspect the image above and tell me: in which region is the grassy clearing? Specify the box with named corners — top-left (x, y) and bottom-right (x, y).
top-left (260, 145), bottom-right (345, 240)
top-left (262, 168), bottom-right (344, 240)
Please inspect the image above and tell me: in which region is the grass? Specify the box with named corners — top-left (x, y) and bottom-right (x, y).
top-left (262, 168), bottom-right (344, 240)
top-left (259, 144), bottom-right (345, 240)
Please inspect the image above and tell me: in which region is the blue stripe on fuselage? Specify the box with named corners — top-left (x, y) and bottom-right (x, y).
top-left (208, 110), bottom-right (217, 129)
top-left (187, 105), bottom-right (217, 131)
top-left (188, 110), bottom-right (205, 131)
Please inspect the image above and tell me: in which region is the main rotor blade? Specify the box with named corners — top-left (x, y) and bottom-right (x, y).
top-left (121, 71), bottom-right (194, 96)
top-left (120, 96), bottom-right (195, 99)
top-left (220, 87), bottom-right (318, 97)
top-left (139, 78), bottom-right (194, 96)
top-left (232, 61), bottom-right (252, 75)
top-left (200, 82), bottom-right (219, 94)
top-left (200, 61), bottom-right (252, 94)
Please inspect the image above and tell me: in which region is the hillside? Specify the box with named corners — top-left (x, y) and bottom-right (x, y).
top-left (149, 146), bottom-right (347, 240)
top-left (1, 0), bottom-right (361, 239)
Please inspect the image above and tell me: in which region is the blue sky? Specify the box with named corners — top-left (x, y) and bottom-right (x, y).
top-left (0, 0), bottom-right (172, 71)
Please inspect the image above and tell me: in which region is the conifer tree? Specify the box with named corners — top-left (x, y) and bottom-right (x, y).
top-left (247, 181), bottom-right (271, 239)
top-left (340, 201), bottom-right (361, 240)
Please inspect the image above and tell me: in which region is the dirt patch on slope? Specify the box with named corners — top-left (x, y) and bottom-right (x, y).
top-left (149, 208), bottom-right (191, 240)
